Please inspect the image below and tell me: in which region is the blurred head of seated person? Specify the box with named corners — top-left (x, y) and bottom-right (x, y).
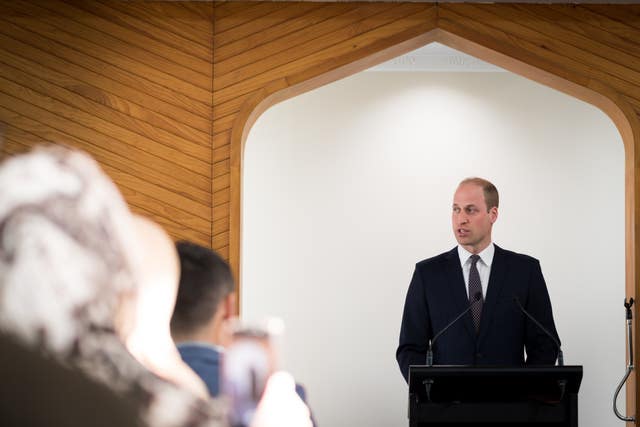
top-left (0, 146), bottom-right (226, 427)
top-left (119, 216), bottom-right (208, 399)
top-left (0, 146), bottom-right (312, 427)
top-left (170, 241), bottom-right (237, 397)
top-left (0, 332), bottom-right (143, 427)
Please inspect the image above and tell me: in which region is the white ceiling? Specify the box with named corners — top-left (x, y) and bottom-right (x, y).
top-left (366, 42), bottom-right (506, 72)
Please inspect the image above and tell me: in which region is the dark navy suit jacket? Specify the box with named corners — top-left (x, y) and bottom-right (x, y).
top-left (396, 245), bottom-right (560, 382)
top-left (177, 343), bottom-right (222, 396)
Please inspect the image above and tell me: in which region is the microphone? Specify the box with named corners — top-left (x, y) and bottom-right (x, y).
top-left (513, 296), bottom-right (563, 366)
top-left (426, 292), bottom-right (482, 366)
top-left (423, 293), bottom-right (482, 402)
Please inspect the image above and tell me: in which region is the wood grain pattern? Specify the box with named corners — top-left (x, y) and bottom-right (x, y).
top-left (0, 0), bottom-right (213, 244)
top-left (0, 18), bottom-right (212, 118)
top-left (73, 0), bottom-right (213, 60)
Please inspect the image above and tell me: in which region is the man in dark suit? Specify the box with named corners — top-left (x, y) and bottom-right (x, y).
top-left (396, 178), bottom-right (559, 382)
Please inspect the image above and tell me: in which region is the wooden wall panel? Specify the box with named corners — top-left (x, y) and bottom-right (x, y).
top-left (0, 0), bottom-right (213, 247)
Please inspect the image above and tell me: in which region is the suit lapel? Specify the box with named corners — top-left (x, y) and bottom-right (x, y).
top-left (477, 244), bottom-right (508, 345)
top-left (444, 247), bottom-right (476, 340)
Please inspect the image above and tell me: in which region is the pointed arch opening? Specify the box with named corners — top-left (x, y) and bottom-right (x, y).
top-left (223, 21), bottom-right (639, 425)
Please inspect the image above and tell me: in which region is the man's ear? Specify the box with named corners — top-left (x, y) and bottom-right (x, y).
top-left (222, 292), bottom-right (237, 319)
top-left (489, 207), bottom-right (498, 224)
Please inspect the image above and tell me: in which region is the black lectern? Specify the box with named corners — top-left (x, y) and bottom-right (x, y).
top-left (408, 366), bottom-right (582, 427)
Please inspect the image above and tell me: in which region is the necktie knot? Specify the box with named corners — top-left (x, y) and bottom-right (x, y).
top-left (470, 254), bottom-right (480, 266)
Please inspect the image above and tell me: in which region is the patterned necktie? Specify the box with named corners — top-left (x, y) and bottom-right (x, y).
top-left (468, 254), bottom-right (483, 332)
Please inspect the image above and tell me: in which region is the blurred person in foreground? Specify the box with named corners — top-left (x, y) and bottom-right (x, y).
top-left (0, 146), bottom-right (311, 427)
top-left (0, 332), bottom-right (142, 427)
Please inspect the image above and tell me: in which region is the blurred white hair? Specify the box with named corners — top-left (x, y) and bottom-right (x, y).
top-left (0, 146), bottom-right (140, 353)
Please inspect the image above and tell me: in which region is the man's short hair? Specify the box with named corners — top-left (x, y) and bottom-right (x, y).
top-left (170, 241), bottom-right (235, 337)
top-left (460, 177), bottom-right (499, 211)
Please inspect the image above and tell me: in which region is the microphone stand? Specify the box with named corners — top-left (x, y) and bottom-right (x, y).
top-left (614, 298), bottom-right (635, 422)
top-left (423, 294), bottom-right (481, 402)
top-left (513, 297), bottom-right (567, 400)
top-left (426, 294), bottom-right (483, 367)
top-left (513, 297), bottom-right (563, 366)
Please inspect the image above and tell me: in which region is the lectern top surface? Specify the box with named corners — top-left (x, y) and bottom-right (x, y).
top-left (408, 365), bottom-right (583, 402)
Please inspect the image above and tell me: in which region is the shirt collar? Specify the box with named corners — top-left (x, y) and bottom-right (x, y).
top-left (176, 341), bottom-right (226, 354)
top-left (457, 242), bottom-right (495, 268)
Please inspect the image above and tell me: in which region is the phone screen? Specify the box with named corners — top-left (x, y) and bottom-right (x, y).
top-left (222, 327), bottom-right (277, 427)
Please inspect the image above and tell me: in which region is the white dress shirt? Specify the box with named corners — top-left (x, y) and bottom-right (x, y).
top-left (457, 243), bottom-right (495, 299)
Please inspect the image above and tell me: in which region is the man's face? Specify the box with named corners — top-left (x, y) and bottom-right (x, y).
top-left (452, 183), bottom-right (498, 254)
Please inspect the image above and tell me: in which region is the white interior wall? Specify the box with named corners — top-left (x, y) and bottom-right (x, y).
top-left (242, 70), bottom-right (625, 427)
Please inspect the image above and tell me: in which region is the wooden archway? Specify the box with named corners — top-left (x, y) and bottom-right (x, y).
top-left (213, 3), bottom-right (640, 418)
